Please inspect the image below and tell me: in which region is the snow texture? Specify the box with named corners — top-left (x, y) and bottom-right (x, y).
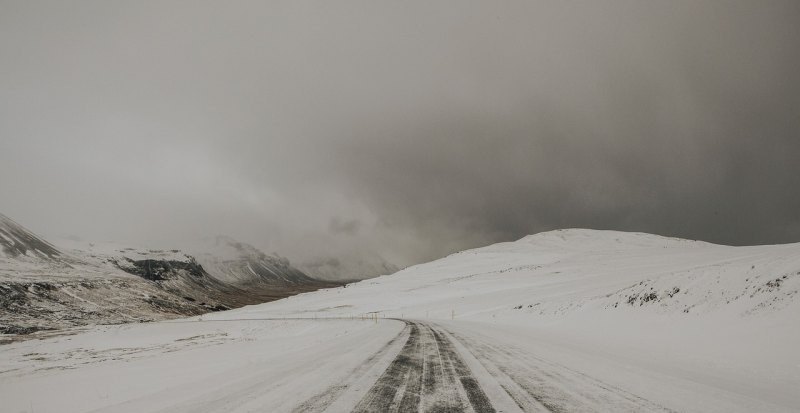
top-left (1, 229), bottom-right (799, 412)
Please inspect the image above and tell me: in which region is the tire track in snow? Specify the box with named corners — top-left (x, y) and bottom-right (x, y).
top-left (183, 317), bottom-right (670, 412)
top-left (352, 321), bottom-right (496, 413)
top-left (445, 328), bottom-right (676, 413)
top-left (291, 321), bottom-right (411, 413)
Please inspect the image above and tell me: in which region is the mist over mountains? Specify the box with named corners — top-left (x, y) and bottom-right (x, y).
top-left (0, 212), bottom-right (346, 336)
top-left (2, 1), bottom-right (798, 272)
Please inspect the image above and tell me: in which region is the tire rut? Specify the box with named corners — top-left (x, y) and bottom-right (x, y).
top-left (353, 321), bottom-right (496, 413)
top-left (446, 329), bottom-right (676, 413)
top-left (291, 322), bottom-right (410, 413)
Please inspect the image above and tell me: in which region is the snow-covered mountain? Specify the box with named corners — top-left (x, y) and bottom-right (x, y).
top-left (253, 228), bottom-right (799, 320)
top-left (2, 228), bottom-right (798, 412)
top-left (298, 250), bottom-right (399, 282)
top-left (217, 228), bottom-right (799, 410)
top-left (0, 213), bottom-right (61, 260)
top-left (193, 236), bottom-right (317, 285)
top-left (0, 214), bottom-right (338, 335)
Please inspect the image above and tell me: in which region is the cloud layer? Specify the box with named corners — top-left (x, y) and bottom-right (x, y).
top-left (2, 1), bottom-right (799, 269)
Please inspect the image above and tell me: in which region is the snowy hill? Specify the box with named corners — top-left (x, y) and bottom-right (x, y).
top-left (0, 213), bottom-right (61, 260)
top-left (214, 229), bottom-right (800, 409)
top-left (0, 214), bottom-right (338, 335)
top-left (243, 228), bottom-right (799, 320)
top-left (1, 228), bottom-right (798, 412)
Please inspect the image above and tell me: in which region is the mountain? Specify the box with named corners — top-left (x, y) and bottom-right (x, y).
top-left (258, 228), bottom-right (799, 320)
top-left (0, 213), bottom-right (61, 260)
top-left (194, 236), bottom-right (318, 285)
top-left (2, 228), bottom-right (798, 412)
top-left (206, 228), bottom-right (799, 411)
top-left (0, 214), bottom-right (338, 336)
top-left (298, 250), bottom-right (399, 282)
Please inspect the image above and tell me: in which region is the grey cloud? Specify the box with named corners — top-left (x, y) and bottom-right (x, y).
top-left (1, 1), bottom-right (798, 271)
top-left (329, 217), bottom-right (361, 236)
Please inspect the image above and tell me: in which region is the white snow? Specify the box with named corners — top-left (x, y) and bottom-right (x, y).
top-left (0, 319), bottom-right (403, 413)
top-left (0, 237), bottom-right (193, 283)
top-left (2, 229), bottom-right (799, 412)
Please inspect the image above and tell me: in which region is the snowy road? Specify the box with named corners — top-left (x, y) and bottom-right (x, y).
top-left (351, 321), bottom-right (495, 413)
top-left (6, 229), bottom-right (800, 412)
top-left (2, 317), bottom-right (797, 412)
top-left (439, 324), bottom-right (672, 412)
top-left (290, 319), bottom-right (674, 413)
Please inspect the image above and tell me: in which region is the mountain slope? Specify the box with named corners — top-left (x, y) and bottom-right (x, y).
top-left (194, 236), bottom-right (318, 285)
top-left (0, 213), bottom-right (61, 260)
top-left (214, 229), bottom-right (800, 410)
top-left (250, 228), bottom-right (799, 320)
top-left (0, 215), bottom-right (338, 336)
top-left (298, 250), bottom-right (399, 282)
top-left (1, 229), bottom-right (798, 412)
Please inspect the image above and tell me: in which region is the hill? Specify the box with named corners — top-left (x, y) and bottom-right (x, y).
top-left (0, 214), bottom-right (338, 336)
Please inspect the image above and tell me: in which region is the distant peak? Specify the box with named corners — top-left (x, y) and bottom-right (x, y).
top-left (0, 212), bottom-right (62, 260)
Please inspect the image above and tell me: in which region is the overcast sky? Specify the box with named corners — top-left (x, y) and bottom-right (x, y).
top-left (2, 1), bottom-right (799, 269)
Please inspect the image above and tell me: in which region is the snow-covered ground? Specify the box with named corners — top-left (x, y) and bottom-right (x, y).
top-left (0, 318), bottom-right (403, 412)
top-left (2, 229), bottom-right (799, 412)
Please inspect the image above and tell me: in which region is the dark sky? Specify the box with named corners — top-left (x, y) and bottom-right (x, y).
top-left (2, 1), bottom-right (799, 268)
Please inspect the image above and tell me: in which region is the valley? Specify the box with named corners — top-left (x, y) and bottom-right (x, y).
top-left (2, 229), bottom-right (798, 412)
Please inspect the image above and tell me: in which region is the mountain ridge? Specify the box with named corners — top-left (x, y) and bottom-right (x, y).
top-left (0, 213), bottom-right (62, 260)
top-left (0, 213), bottom-right (339, 337)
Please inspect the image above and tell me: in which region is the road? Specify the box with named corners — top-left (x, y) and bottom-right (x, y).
top-left (352, 321), bottom-right (494, 413)
top-left (5, 317), bottom-right (783, 412)
top-left (293, 319), bottom-right (674, 413)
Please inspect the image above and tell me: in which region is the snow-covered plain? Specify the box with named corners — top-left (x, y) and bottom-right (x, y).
top-left (2, 229), bottom-right (799, 412)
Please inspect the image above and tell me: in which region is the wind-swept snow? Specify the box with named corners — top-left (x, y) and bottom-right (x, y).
top-left (213, 229), bottom-right (800, 410)
top-left (0, 319), bottom-right (403, 413)
top-left (2, 229), bottom-right (799, 412)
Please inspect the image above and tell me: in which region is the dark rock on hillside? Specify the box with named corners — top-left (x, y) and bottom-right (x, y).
top-left (0, 213), bottom-right (61, 259)
top-left (116, 258), bottom-right (206, 281)
top-left (0, 214), bottom-right (341, 340)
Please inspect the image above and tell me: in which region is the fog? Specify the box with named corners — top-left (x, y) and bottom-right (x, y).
top-left (2, 1), bottom-right (799, 273)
